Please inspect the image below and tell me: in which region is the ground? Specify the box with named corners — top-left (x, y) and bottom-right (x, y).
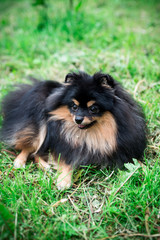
top-left (0, 0), bottom-right (160, 239)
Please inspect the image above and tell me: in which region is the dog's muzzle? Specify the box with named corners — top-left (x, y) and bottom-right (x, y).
top-left (75, 116), bottom-right (84, 124)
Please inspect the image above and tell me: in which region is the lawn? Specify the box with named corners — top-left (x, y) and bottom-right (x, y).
top-left (0, 0), bottom-right (160, 239)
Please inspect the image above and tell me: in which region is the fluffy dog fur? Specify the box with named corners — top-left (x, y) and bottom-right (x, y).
top-left (0, 72), bottom-right (146, 189)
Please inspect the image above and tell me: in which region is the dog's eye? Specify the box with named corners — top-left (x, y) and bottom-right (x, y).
top-left (89, 105), bottom-right (99, 114)
top-left (72, 104), bottom-right (78, 111)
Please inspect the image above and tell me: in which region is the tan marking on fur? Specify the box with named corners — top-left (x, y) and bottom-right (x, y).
top-left (72, 98), bottom-right (79, 106)
top-left (14, 149), bottom-right (32, 168)
top-left (61, 112), bottom-right (117, 155)
top-left (87, 100), bottom-right (96, 108)
top-left (82, 116), bottom-right (92, 125)
top-left (34, 155), bottom-right (51, 171)
top-left (72, 115), bottom-right (76, 123)
top-left (15, 124), bottom-right (46, 154)
top-left (102, 83), bottom-right (111, 88)
top-left (56, 161), bottom-right (73, 190)
top-left (49, 106), bottom-right (72, 122)
top-left (102, 85), bottom-right (111, 88)
top-left (35, 124), bottom-right (47, 153)
top-left (15, 127), bottom-right (38, 150)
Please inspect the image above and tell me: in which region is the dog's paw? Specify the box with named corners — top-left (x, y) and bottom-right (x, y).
top-left (14, 158), bottom-right (26, 168)
top-left (56, 175), bottom-right (72, 190)
top-left (35, 157), bottom-right (52, 172)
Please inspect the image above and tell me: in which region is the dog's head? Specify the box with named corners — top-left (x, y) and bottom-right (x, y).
top-left (47, 72), bottom-right (116, 129)
top-left (63, 72), bottom-right (116, 129)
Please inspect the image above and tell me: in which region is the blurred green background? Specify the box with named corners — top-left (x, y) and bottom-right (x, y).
top-left (0, 0), bottom-right (159, 83)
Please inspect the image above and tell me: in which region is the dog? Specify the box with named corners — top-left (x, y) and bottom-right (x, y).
top-left (0, 72), bottom-right (146, 189)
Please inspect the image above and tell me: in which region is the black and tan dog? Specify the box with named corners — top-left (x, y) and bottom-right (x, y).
top-left (1, 72), bottom-right (146, 189)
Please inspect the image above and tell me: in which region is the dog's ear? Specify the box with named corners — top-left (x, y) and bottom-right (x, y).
top-left (65, 73), bottom-right (74, 84)
top-left (94, 72), bottom-right (115, 88)
top-left (100, 74), bottom-right (115, 88)
top-left (100, 76), bottom-right (111, 88)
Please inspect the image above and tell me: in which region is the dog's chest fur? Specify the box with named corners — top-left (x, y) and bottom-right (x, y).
top-left (60, 112), bottom-right (117, 155)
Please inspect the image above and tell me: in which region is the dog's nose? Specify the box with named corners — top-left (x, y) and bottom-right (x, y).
top-left (75, 116), bottom-right (84, 124)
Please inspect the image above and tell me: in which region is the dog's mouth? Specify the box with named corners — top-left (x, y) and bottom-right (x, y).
top-left (78, 121), bottom-right (96, 129)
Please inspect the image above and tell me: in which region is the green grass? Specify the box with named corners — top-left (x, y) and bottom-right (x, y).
top-left (0, 0), bottom-right (160, 239)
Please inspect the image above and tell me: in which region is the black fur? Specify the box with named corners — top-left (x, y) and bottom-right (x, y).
top-left (1, 81), bottom-right (63, 146)
top-left (1, 72), bottom-right (146, 168)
